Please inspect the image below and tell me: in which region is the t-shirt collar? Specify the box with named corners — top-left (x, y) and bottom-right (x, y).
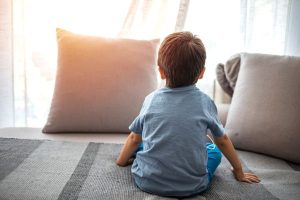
top-left (163, 84), bottom-right (197, 92)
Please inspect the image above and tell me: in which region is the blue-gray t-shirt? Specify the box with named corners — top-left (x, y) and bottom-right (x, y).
top-left (129, 85), bottom-right (224, 197)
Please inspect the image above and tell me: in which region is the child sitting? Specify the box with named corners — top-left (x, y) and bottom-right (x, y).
top-left (116, 32), bottom-right (260, 198)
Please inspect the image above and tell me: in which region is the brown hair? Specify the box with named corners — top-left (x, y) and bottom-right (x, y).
top-left (158, 32), bottom-right (206, 88)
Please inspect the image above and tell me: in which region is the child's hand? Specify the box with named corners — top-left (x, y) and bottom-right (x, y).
top-left (232, 168), bottom-right (260, 183)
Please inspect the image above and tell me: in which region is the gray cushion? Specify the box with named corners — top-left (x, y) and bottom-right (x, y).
top-left (216, 63), bottom-right (233, 96)
top-left (224, 53), bottom-right (240, 90)
top-left (43, 29), bottom-right (159, 133)
top-left (215, 54), bottom-right (240, 97)
top-left (226, 53), bottom-right (300, 163)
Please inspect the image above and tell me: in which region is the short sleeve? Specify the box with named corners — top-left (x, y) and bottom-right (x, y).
top-left (128, 96), bottom-right (149, 134)
top-left (208, 100), bottom-right (225, 137)
top-left (129, 114), bottom-right (144, 135)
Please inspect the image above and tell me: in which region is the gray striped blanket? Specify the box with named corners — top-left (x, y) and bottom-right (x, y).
top-left (0, 138), bottom-right (299, 200)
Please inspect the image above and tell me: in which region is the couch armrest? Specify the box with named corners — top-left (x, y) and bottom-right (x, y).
top-left (216, 103), bottom-right (230, 127)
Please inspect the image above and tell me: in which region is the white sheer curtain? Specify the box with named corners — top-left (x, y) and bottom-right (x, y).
top-left (185, 0), bottom-right (299, 97)
top-left (1, 0), bottom-right (185, 127)
top-left (0, 0), bottom-right (299, 128)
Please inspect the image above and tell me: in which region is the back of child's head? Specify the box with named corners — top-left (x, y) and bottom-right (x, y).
top-left (158, 32), bottom-right (206, 88)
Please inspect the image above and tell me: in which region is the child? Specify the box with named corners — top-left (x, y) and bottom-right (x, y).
top-left (116, 32), bottom-right (260, 198)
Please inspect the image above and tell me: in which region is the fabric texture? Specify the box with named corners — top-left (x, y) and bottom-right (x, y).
top-left (216, 103), bottom-right (230, 126)
top-left (42, 28), bottom-right (159, 133)
top-left (129, 85), bottom-right (224, 197)
top-left (1, 137), bottom-right (299, 200)
top-left (206, 143), bottom-right (222, 183)
top-left (215, 54), bottom-right (241, 97)
top-left (216, 63), bottom-right (234, 96)
top-left (133, 142), bottom-right (223, 185)
top-left (224, 53), bottom-right (241, 90)
top-left (226, 53), bottom-right (300, 164)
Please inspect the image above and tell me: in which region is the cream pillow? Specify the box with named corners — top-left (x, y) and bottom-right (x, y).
top-left (226, 53), bottom-right (300, 163)
top-left (43, 29), bottom-right (159, 133)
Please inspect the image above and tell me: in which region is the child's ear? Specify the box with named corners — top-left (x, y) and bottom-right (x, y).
top-left (159, 67), bottom-right (166, 79)
top-left (198, 67), bottom-right (206, 79)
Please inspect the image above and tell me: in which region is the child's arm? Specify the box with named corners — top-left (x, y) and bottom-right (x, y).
top-left (116, 132), bottom-right (142, 167)
top-left (214, 134), bottom-right (260, 183)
